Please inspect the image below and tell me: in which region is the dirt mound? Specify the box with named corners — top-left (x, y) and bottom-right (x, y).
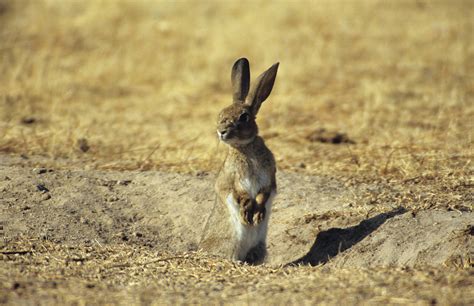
top-left (0, 155), bottom-right (472, 268)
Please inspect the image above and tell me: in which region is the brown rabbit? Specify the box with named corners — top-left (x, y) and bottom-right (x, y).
top-left (215, 58), bottom-right (279, 264)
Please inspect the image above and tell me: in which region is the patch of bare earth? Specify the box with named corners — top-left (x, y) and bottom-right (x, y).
top-left (1, 155), bottom-right (472, 305)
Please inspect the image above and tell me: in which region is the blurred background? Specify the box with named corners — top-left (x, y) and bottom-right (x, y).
top-left (0, 0), bottom-right (472, 184)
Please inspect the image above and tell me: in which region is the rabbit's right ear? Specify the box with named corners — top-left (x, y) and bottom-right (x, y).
top-left (231, 58), bottom-right (250, 103)
top-left (246, 62), bottom-right (279, 115)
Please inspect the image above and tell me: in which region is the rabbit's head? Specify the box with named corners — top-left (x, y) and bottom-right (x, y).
top-left (217, 58), bottom-right (279, 146)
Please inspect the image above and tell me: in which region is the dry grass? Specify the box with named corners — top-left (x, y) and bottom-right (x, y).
top-left (1, 238), bottom-right (473, 305)
top-left (1, 0), bottom-right (472, 175)
top-left (1, 0), bottom-right (472, 212)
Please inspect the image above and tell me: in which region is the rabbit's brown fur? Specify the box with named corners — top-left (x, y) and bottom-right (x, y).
top-left (215, 58), bottom-right (279, 263)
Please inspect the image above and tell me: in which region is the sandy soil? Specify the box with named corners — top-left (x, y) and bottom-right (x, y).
top-left (1, 154), bottom-right (471, 266)
top-left (1, 154), bottom-right (472, 305)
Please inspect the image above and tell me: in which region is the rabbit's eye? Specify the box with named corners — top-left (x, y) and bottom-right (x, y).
top-left (238, 113), bottom-right (250, 123)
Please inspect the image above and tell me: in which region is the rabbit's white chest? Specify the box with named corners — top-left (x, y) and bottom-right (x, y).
top-left (240, 172), bottom-right (270, 198)
top-left (239, 158), bottom-right (271, 198)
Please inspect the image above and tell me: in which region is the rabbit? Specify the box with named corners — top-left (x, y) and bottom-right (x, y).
top-left (215, 57), bottom-right (279, 264)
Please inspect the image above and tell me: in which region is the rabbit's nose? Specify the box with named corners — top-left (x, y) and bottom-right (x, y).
top-left (218, 129), bottom-right (229, 139)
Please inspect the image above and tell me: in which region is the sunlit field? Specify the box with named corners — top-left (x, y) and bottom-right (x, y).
top-left (0, 0), bottom-right (473, 304)
top-left (1, 0), bottom-right (471, 177)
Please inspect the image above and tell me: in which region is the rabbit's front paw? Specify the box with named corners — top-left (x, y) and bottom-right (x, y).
top-left (252, 192), bottom-right (268, 224)
top-left (236, 194), bottom-right (257, 226)
top-left (239, 197), bottom-right (256, 225)
top-left (252, 206), bottom-right (266, 225)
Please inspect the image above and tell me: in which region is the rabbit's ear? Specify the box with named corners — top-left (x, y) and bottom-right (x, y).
top-left (246, 62), bottom-right (279, 115)
top-left (231, 58), bottom-right (250, 103)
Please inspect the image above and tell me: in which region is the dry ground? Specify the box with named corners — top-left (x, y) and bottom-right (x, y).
top-left (0, 0), bottom-right (473, 305)
top-left (0, 155), bottom-right (472, 305)
top-left (2, 241), bottom-right (471, 305)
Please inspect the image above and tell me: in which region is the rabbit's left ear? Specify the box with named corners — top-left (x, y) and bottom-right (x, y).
top-left (246, 62), bottom-right (279, 115)
top-left (231, 58), bottom-right (250, 103)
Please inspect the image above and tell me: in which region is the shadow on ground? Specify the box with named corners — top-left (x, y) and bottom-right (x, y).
top-left (289, 207), bottom-right (407, 266)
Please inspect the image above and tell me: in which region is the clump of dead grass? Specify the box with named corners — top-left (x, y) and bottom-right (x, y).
top-left (1, 238), bottom-right (472, 305)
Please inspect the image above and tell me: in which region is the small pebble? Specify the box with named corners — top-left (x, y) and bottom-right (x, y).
top-left (77, 138), bottom-right (90, 152)
top-left (195, 171), bottom-right (208, 177)
top-left (21, 117), bottom-right (36, 125)
top-left (41, 193), bottom-right (51, 201)
top-left (117, 180), bottom-right (132, 186)
top-left (12, 282), bottom-right (21, 290)
top-left (33, 168), bottom-right (48, 175)
top-left (36, 184), bottom-right (49, 193)
top-left (107, 196), bottom-right (119, 202)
